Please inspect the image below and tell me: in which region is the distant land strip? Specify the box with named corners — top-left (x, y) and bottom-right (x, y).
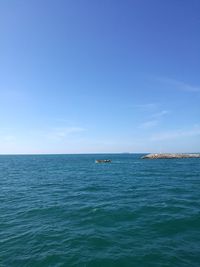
top-left (142, 153), bottom-right (200, 159)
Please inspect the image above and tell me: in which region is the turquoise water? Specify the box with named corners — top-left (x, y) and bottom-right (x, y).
top-left (0, 154), bottom-right (200, 267)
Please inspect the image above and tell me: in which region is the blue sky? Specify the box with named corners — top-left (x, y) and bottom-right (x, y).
top-left (0, 0), bottom-right (200, 153)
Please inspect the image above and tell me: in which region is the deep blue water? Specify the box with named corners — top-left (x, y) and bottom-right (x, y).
top-left (0, 154), bottom-right (200, 267)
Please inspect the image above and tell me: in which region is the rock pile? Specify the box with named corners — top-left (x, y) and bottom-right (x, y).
top-left (142, 153), bottom-right (200, 159)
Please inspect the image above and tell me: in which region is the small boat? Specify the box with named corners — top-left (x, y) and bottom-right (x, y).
top-left (95, 159), bottom-right (111, 163)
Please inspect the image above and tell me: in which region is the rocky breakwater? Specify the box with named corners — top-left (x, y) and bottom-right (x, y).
top-left (142, 153), bottom-right (200, 159)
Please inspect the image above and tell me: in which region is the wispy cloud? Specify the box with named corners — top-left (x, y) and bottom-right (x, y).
top-left (46, 127), bottom-right (86, 140)
top-left (139, 119), bottom-right (159, 129)
top-left (139, 109), bottom-right (170, 129)
top-left (4, 135), bottom-right (16, 142)
top-left (156, 77), bottom-right (200, 92)
top-left (0, 135), bottom-right (16, 142)
top-left (151, 125), bottom-right (200, 141)
top-left (133, 103), bottom-right (159, 110)
top-left (151, 110), bottom-right (170, 119)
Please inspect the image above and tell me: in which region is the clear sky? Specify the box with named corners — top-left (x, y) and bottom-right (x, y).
top-left (0, 0), bottom-right (200, 154)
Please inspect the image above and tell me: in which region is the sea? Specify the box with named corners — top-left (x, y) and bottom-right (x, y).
top-left (0, 154), bottom-right (200, 267)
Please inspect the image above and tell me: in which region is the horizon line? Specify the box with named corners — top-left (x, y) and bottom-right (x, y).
top-left (0, 152), bottom-right (199, 156)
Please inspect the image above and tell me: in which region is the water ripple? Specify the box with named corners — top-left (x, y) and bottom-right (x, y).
top-left (1, 154), bottom-right (200, 267)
